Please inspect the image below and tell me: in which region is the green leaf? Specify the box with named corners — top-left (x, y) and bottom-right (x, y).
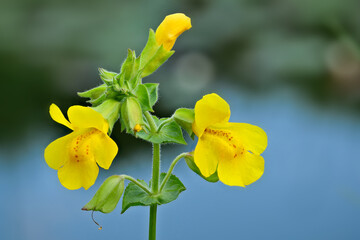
top-left (121, 173), bottom-right (186, 214)
top-left (82, 175), bottom-right (125, 214)
top-left (78, 84), bottom-right (107, 100)
top-left (140, 29), bottom-right (174, 78)
top-left (173, 108), bottom-right (195, 139)
top-left (134, 84), bottom-right (152, 112)
top-left (137, 118), bottom-right (186, 145)
top-left (143, 83), bottom-right (159, 107)
top-left (185, 152), bottom-right (219, 183)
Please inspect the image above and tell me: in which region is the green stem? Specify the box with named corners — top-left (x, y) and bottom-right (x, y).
top-left (149, 205), bottom-right (157, 240)
top-left (145, 111), bottom-right (157, 132)
top-left (151, 144), bottom-right (161, 193)
top-left (159, 152), bottom-right (188, 192)
top-left (149, 143), bottom-right (160, 240)
top-left (121, 175), bottom-right (151, 195)
top-left (156, 117), bottom-right (173, 132)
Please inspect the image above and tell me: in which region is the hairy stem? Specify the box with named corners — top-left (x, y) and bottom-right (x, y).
top-left (121, 175), bottom-right (151, 195)
top-left (149, 143), bottom-right (161, 240)
top-left (159, 152), bottom-right (188, 192)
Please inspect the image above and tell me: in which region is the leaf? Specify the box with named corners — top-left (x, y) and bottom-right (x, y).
top-left (137, 118), bottom-right (186, 145)
top-left (143, 83), bottom-right (159, 107)
top-left (134, 84), bottom-right (153, 112)
top-left (121, 173), bottom-right (186, 214)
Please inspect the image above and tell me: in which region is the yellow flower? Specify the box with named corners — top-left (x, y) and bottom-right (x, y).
top-left (44, 104), bottom-right (118, 190)
top-left (192, 94), bottom-right (267, 187)
top-left (155, 13), bottom-right (192, 51)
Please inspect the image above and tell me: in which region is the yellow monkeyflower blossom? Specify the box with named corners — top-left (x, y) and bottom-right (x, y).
top-left (155, 13), bottom-right (192, 51)
top-left (192, 94), bottom-right (267, 187)
top-left (44, 104), bottom-right (118, 190)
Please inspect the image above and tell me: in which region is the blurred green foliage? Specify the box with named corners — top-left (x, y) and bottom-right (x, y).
top-left (1, 0), bottom-right (360, 145)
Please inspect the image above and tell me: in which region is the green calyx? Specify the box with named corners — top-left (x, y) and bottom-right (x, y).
top-left (173, 108), bottom-right (195, 139)
top-left (184, 152), bottom-right (219, 183)
top-left (82, 175), bottom-right (125, 214)
top-left (92, 99), bottom-right (121, 134)
top-left (140, 29), bottom-right (174, 78)
top-left (120, 97), bottom-right (144, 134)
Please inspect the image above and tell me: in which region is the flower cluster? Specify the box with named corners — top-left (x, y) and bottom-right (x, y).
top-left (44, 13), bottom-right (267, 195)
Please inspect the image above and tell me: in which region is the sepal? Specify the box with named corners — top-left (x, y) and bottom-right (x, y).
top-left (78, 84), bottom-right (107, 101)
top-left (143, 83), bottom-right (159, 107)
top-left (134, 84), bottom-right (153, 112)
top-left (120, 97), bottom-right (144, 134)
top-left (140, 29), bottom-right (174, 78)
top-left (99, 68), bottom-right (117, 85)
top-left (184, 152), bottom-right (219, 182)
top-left (173, 108), bottom-right (195, 139)
top-left (82, 175), bottom-right (125, 214)
top-left (92, 99), bottom-right (121, 134)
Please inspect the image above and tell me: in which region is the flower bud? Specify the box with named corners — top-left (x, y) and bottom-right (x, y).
top-left (82, 175), bottom-right (125, 213)
top-left (120, 97), bottom-right (144, 134)
top-left (155, 13), bottom-right (192, 51)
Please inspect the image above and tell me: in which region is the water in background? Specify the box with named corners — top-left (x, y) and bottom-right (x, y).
top-left (1, 83), bottom-right (360, 240)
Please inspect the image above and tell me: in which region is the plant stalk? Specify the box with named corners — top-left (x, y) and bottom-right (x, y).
top-left (149, 143), bottom-right (161, 240)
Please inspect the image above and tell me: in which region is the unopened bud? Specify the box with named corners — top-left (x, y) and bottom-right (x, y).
top-left (82, 175), bottom-right (125, 213)
top-left (121, 97), bottom-right (144, 134)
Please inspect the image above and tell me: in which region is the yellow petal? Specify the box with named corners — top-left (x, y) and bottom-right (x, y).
top-left (58, 158), bottom-right (99, 190)
top-left (192, 93), bottom-right (231, 137)
top-left (44, 132), bottom-right (76, 169)
top-left (211, 122), bottom-right (267, 154)
top-left (67, 105), bottom-right (109, 133)
top-left (155, 13), bottom-right (192, 51)
top-left (49, 104), bottom-right (73, 130)
top-left (90, 132), bottom-right (118, 169)
top-left (217, 151), bottom-right (264, 187)
top-left (194, 137), bottom-right (219, 177)
top-left (238, 152), bottom-right (264, 186)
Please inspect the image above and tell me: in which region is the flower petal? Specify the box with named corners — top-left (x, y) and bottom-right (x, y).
top-left (58, 158), bottom-right (99, 190)
top-left (192, 93), bottom-right (231, 137)
top-left (217, 152), bottom-right (264, 187)
top-left (90, 133), bottom-right (118, 169)
top-left (68, 106), bottom-right (109, 133)
top-left (211, 122), bottom-right (267, 154)
top-left (194, 137), bottom-right (219, 177)
top-left (49, 104), bottom-right (73, 130)
top-left (155, 13), bottom-right (192, 51)
top-left (44, 132), bottom-right (76, 169)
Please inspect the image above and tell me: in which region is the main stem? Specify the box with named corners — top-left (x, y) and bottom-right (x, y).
top-left (149, 143), bottom-right (161, 240)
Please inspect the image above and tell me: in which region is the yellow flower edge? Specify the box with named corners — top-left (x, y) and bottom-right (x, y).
top-left (44, 104), bottom-right (118, 190)
top-left (155, 13), bottom-right (192, 51)
top-left (192, 93), bottom-right (267, 187)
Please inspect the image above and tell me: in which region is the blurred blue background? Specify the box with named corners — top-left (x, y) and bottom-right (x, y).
top-left (1, 0), bottom-right (360, 239)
